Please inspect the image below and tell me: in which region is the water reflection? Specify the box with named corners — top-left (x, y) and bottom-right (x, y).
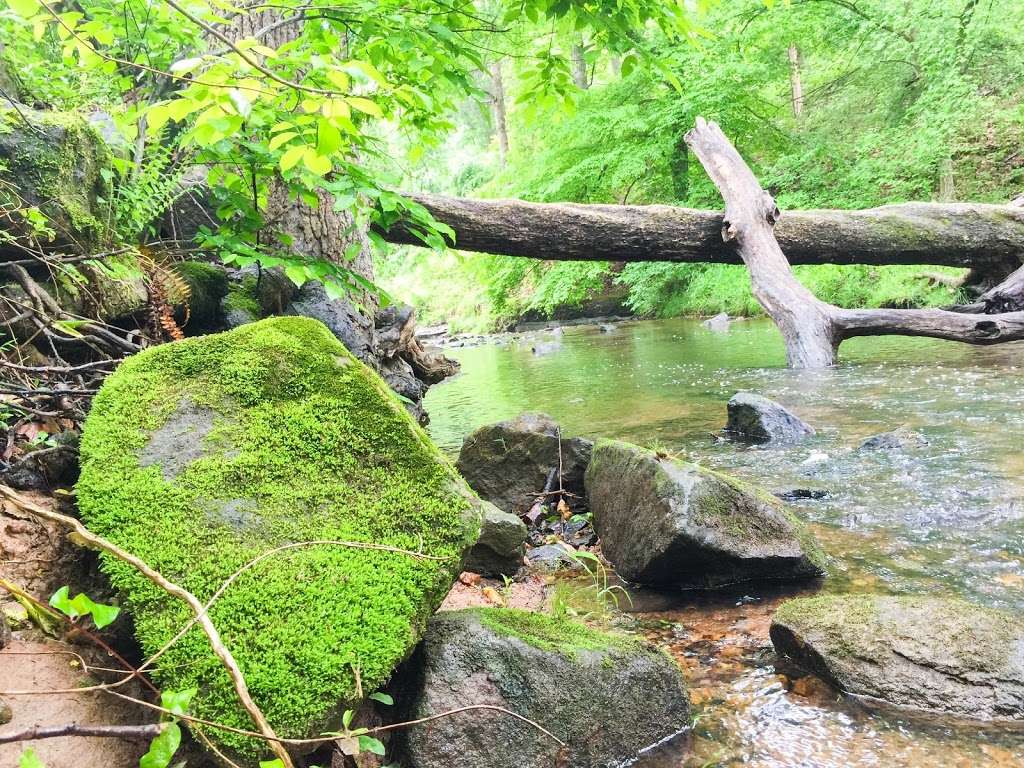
top-left (425, 318), bottom-right (1024, 766)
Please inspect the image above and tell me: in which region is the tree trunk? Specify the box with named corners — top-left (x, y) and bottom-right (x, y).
top-left (788, 44), bottom-right (804, 119)
top-left (683, 117), bottom-right (1024, 367)
top-left (380, 192), bottom-right (1024, 270)
top-left (489, 60), bottom-right (509, 166)
top-left (572, 43), bottom-right (589, 89)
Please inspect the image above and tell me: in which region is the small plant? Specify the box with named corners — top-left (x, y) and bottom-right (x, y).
top-left (549, 549), bottom-right (632, 622)
top-left (48, 586), bottom-right (120, 629)
top-left (139, 688), bottom-right (196, 768)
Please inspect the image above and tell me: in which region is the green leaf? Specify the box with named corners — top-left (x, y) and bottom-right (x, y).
top-left (140, 723), bottom-right (181, 768)
top-left (160, 688), bottom-right (197, 717)
top-left (358, 735), bottom-right (386, 756)
top-left (268, 131), bottom-right (298, 150)
top-left (8, 0), bottom-right (40, 18)
top-left (48, 587), bottom-right (120, 629)
top-left (316, 119), bottom-right (342, 156)
top-left (19, 749), bottom-right (45, 768)
top-left (303, 149), bottom-right (332, 176)
top-left (347, 97), bottom-right (383, 118)
top-left (369, 692), bottom-right (394, 706)
top-left (280, 145), bottom-right (306, 172)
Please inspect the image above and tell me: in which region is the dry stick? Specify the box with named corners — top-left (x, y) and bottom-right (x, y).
top-left (0, 724), bottom-right (165, 745)
top-left (0, 485), bottom-right (295, 768)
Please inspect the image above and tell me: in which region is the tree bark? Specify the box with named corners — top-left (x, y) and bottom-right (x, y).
top-left (683, 117), bottom-right (1024, 367)
top-left (572, 43), bottom-right (589, 89)
top-left (380, 192), bottom-right (1024, 270)
top-left (489, 60), bottom-right (509, 166)
top-left (788, 44), bottom-right (804, 118)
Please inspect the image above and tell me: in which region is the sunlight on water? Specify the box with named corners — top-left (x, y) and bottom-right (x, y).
top-left (425, 318), bottom-right (1024, 767)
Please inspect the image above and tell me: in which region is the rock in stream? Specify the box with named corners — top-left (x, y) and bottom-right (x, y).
top-left (586, 440), bottom-right (827, 588)
top-left (771, 594), bottom-right (1024, 723)
top-left (724, 392), bottom-right (815, 443)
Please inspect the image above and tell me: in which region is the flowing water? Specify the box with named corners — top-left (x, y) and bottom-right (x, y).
top-left (424, 317), bottom-right (1024, 768)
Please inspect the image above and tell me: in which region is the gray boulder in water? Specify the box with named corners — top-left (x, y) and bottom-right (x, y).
top-left (456, 413), bottom-right (592, 515)
top-left (393, 608), bottom-right (691, 768)
top-left (725, 392), bottom-right (815, 443)
top-left (585, 440), bottom-right (826, 588)
top-left (771, 594), bottom-right (1024, 723)
top-left (702, 312), bottom-right (731, 332)
top-left (859, 426), bottom-right (929, 451)
top-left (462, 502), bottom-right (528, 577)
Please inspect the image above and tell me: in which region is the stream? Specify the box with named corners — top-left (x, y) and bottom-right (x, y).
top-left (424, 317), bottom-right (1024, 768)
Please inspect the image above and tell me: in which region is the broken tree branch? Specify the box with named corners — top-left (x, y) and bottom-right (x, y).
top-left (682, 117), bottom-right (1024, 367)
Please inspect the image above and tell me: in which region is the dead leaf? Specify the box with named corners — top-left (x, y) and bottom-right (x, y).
top-left (995, 573), bottom-right (1024, 588)
top-left (458, 571), bottom-right (481, 587)
top-left (482, 586), bottom-right (505, 606)
top-left (556, 498), bottom-right (570, 520)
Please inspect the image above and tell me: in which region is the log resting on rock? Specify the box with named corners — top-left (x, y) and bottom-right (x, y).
top-left (380, 192), bottom-right (1024, 270)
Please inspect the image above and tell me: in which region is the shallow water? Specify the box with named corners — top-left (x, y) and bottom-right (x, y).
top-left (425, 318), bottom-right (1024, 767)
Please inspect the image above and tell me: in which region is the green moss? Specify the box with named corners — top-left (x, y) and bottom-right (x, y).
top-left (473, 608), bottom-right (638, 657)
top-left (223, 281), bottom-right (262, 318)
top-left (77, 316), bottom-right (480, 760)
top-left (173, 261), bottom-right (229, 330)
top-left (0, 108), bottom-right (112, 247)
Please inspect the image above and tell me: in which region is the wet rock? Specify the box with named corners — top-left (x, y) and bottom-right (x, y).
top-left (393, 608), bottom-right (691, 768)
top-left (463, 503), bottom-right (528, 577)
top-left (456, 413), bottom-right (592, 515)
top-left (0, 433), bottom-right (79, 490)
top-left (524, 543), bottom-right (583, 572)
top-left (586, 440), bottom-right (827, 588)
top-left (775, 489), bottom-right (830, 501)
top-left (859, 426), bottom-right (929, 451)
top-left (76, 317), bottom-right (482, 760)
top-left (702, 312), bottom-right (731, 332)
top-left (771, 594), bottom-right (1024, 723)
top-left (725, 392), bottom-right (815, 443)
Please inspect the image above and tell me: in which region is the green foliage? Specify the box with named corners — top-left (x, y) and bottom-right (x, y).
top-left (48, 585), bottom-right (120, 629)
top-left (382, 0), bottom-right (1024, 326)
top-left (107, 133), bottom-right (189, 241)
top-left (19, 749), bottom-right (45, 768)
top-left (76, 316), bottom-right (480, 759)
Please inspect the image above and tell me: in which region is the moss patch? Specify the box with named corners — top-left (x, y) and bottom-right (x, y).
top-left (473, 608), bottom-right (638, 657)
top-left (77, 316), bottom-right (481, 760)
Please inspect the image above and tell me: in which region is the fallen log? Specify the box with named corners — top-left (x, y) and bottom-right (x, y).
top-left (381, 192), bottom-right (1024, 270)
top-left (682, 117), bottom-right (1024, 368)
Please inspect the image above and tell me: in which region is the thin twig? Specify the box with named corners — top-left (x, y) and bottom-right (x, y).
top-left (0, 723), bottom-right (165, 745)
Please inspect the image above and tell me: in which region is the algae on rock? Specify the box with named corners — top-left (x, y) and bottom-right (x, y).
top-left (76, 316), bottom-right (482, 760)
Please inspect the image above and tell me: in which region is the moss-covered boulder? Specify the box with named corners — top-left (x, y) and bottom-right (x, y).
top-left (771, 594), bottom-right (1024, 723)
top-left (0, 108), bottom-right (111, 255)
top-left (586, 440), bottom-right (827, 588)
top-left (76, 316), bottom-right (482, 760)
top-left (393, 608), bottom-right (690, 768)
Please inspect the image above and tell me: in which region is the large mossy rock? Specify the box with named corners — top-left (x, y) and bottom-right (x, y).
top-left (771, 594), bottom-right (1024, 723)
top-left (394, 608), bottom-right (690, 768)
top-left (456, 413), bottom-right (592, 515)
top-left (0, 108), bottom-right (111, 255)
top-left (76, 317), bottom-right (482, 760)
top-left (586, 440), bottom-right (826, 588)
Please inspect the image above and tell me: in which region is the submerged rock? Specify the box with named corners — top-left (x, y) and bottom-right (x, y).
top-left (771, 594), bottom-right (1024, 723)
top-left (463, 503), bottom-right (528, 577)
top-left (725, 392), bottom-right (815, 443)
top-left (702, 312), bottom-right (731, 332)
top-left (394, 608), bottom-right (690, 768)
top-left (456, 413), bottom-right (592, 515)
top-left (586, 440), bottom-right (826, 588)
top-left (76, 317), bottom-right (482, 760)
top-left (859, 426), bottom-right (929, 451)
